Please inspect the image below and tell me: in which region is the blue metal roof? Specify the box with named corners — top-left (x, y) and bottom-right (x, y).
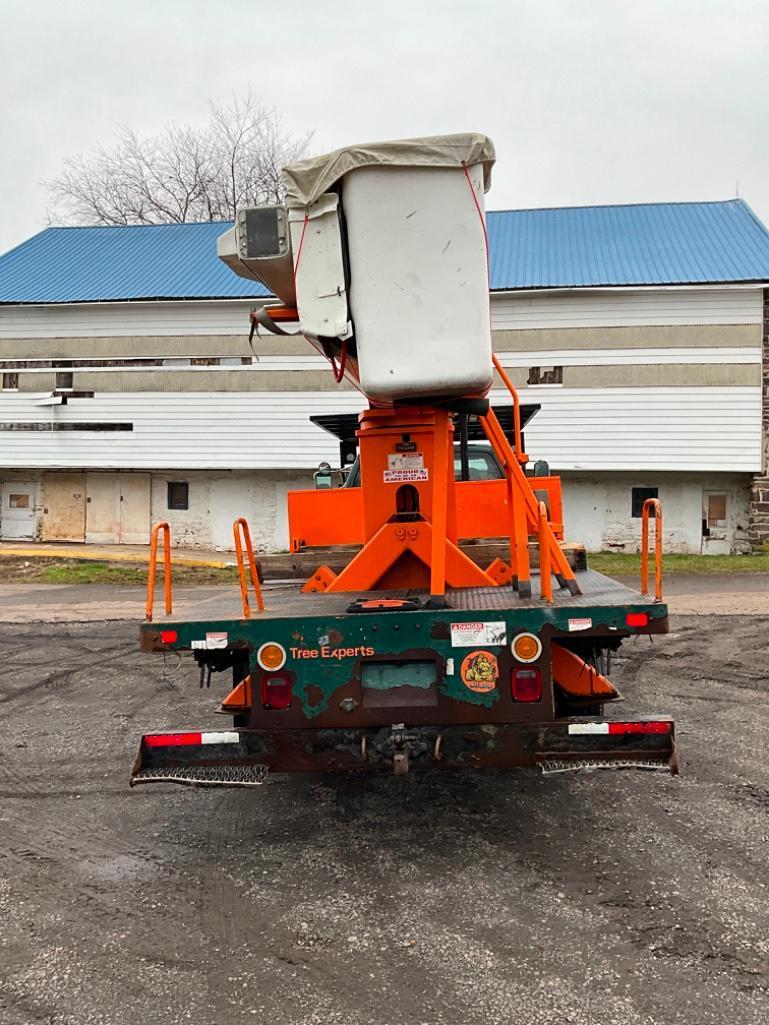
top-left (2, 199), bottom-right (769, 304)
top-left (486, 199), bottom-right (769, 290)
top-left (0, 221), bottom-right (269, 304)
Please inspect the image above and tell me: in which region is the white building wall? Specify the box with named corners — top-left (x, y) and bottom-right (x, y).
top-left (0, 286), bottom-right (762, 340)
top-left (0, 468), bottom-right (314, 551)
top-left (560, 471), bottom-right (752, 554)
top-left (0, 300), bottom-right (255, 338)
top-left (0, 386), bottom-right (760, 473)
top-left (149, 469), bottom-right (313, 551)
top-left (0, 286), bottom-right (763, 554)
top-left (491, 287), bottom-right (763, 329)
top-left (1, 466), bottom-right (752, 554)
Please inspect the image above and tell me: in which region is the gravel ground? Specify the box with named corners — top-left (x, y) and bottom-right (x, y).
top-left (1, 613), bottom-right (768, 1025)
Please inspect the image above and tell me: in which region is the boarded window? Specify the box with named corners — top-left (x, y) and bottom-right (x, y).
top-left (527, 366), bottom-right (563, 386)
top-left (707, 494), bottom-right (727, 528)
top-left (167, 481), bottom-right (189, 510)
top-left (2, 372), bottom-right (18, 390)
top-left (9, 493), bottom-right (30, 508)
top-left (631, 486), bottom-right (658, 518)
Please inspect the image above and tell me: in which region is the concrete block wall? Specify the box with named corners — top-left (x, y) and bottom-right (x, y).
top-left (149, 469), bottom-right (315, 552)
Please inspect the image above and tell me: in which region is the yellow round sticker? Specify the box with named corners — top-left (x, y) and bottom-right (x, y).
top-left (460, 650), bottom-right (499, 693)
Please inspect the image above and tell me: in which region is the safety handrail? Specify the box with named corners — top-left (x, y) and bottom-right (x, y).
top-left (641, 498), bottom-right (663, 601)
top-left (233, 517), bottom-right (265, 618)
top-left (146, 521), bottom-right (172, 621)
top-left (538, 501), bottom-right (553, 603)
top-left (481, 408), bottom-right (531, 591)
top-left (492, 353), bottom-right (528, 465)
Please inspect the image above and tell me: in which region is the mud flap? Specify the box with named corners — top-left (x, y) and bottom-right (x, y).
top-left (131, 718), bottom-right (677, 787)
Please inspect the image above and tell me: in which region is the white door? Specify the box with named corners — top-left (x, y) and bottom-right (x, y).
top-left (119, 474), bottom-right (150, 544)
top-left (210, 477), bottom-right (251, 550)
top-left (1, 482), bottom-right (38, 540)
top-left (702, 492), bottom-right (730, 555)
top-left (561, 480), bottom-right (607, 552)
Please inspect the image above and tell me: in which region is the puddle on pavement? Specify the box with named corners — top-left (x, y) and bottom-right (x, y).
top-left (81, 853), bottom-right (159, 882)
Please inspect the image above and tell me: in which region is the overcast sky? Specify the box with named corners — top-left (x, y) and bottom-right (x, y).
top-left (1, 0), bottom-right (768, 254)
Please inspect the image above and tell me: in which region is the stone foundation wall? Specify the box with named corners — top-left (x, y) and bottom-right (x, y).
top-left (749, 289), bottom-right (769, 550)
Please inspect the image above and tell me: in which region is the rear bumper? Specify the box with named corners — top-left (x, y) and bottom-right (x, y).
top-left (131, 718), bottom-right (677, 786)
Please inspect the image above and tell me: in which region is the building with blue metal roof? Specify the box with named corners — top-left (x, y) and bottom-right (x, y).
top-left (0, 197), bottom-right (767, 557)
top-left (2, 199), bottom-right (769, 304)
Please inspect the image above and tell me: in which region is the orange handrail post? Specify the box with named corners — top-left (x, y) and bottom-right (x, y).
top-left (641, 498), bottom-right (663, 601)
top-left (146, 521), bottom-right (172, 622)
top-left (480, 410), bottom-right (531, 594)
top-left (492, 353), bottom-right (528, 465)
top-left (233, 517), bottom-right (265, 619)
top-left (538, 501), bottom-right (553, 603)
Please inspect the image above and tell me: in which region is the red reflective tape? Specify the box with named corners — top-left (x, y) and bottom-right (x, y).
top-left (159, 630), bottom-right (178, 644)
top-left (607, 721), bottom-right (671, 735)
top-left (625, 612), bottom-right (649, 628)
top-left (643, 721), bottom-right (673, 734)
top-left (145, 732), bottom-right (202, 748)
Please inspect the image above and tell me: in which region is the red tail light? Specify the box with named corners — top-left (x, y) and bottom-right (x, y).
top-left (261, 672), bottom-right (292, 710)
top-left (511, 667), bottom-right (542, 702)
top-left (626, 612), bottom-right (649, 627)
top-left (159, 629), bottom-right (178, 644)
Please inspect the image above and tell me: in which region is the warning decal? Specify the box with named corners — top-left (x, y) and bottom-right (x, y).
top-left (388, 452), bottom-right (424, 471)
top-left (567, 618), bottom-right (592, 632)
top-left (450, 621), bottom-right (507, 647)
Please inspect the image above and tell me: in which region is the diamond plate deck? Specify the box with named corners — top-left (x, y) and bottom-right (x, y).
top-left (155, 569), bottom-right (658, 625)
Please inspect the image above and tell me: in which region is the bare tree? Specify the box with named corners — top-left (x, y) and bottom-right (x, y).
top-left (45, 92), bottom-right (312, 225)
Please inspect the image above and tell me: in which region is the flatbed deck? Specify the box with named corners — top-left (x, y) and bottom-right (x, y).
top-left (136, 567), bottom-right (675, 781)
top-left (154, 569), bottom-right (660, 625)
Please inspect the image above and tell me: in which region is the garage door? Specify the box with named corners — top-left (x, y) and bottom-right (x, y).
top-left (41, 474), bottom-right (86, 542)
top-left (85, 473), bottom-right (150, 545)
top-left (86, 473), bottom-right (119, 544)
top-left (119, 475), bottom-right (150, 544)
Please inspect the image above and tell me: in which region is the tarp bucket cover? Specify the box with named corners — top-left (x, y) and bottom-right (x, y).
top-left (282, 132), bottom-right (496, 208)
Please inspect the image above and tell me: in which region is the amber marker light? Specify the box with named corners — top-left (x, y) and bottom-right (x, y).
top-left (257, 642), bottom-right (287, 671)
top-left (511, 632), bottom-right (542, 664)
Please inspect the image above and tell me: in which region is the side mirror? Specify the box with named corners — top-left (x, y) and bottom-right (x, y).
top-left (314, 463), bottom-right (345, 489)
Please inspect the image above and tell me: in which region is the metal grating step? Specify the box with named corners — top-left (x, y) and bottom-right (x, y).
top-left (131, 763), bottom-right (270, 788)
top-left (539, 758), bottom-right (672, 775)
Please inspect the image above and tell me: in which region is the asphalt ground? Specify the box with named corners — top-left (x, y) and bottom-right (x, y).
top-left (0, 586), bottom-right (768, 1023)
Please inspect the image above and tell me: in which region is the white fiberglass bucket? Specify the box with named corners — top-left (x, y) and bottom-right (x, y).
top-left (341, 162), bottom-right (493, 403)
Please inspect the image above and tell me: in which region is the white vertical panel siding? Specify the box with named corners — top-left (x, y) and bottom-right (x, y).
top-left (0, 286), bottom-right (763, 338)
top-left (0, 387), bottom-right (760, 472)
top-left (491, 288), bottom-right (763, 329)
